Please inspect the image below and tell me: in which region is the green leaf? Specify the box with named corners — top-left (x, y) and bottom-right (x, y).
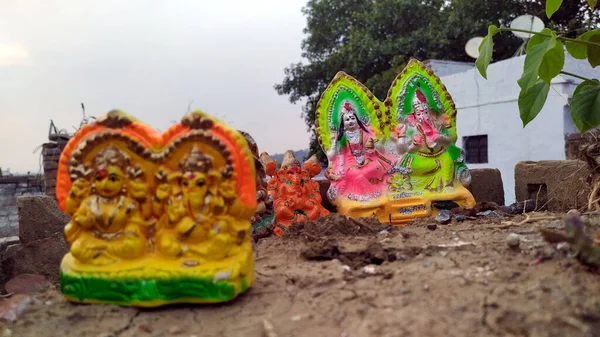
top-left (588, 0), bottom-right (597, 9)
top-left (546, 0), bottom-right (563, 18)
top-left (518, 79), bottom-right (550, 127)
top-left (475, 25), bottom-right (499, 80)
top-left (570, 80), bottom-right (600, 133)
top-left (588, 34), bottom-right (600, 68)
top-left (518, 29), bottom-right (558, 90)
top-left (538, 39), bottom-right (565, 83)
top-left (565, 30), bottom-right (598, 59)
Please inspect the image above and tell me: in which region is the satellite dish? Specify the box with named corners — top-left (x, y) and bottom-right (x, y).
top-left (510, 15), bottom-right (544, 39)
top-left (465, 37), bottom-right (485, 59)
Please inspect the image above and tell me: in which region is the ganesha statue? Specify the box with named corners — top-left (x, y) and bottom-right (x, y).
top-left (315, 59), bottom-right (475, 224)
top-left (56, 109), bottom-right (256, 307)
top-left (261, 151), bottom-right (329, 236)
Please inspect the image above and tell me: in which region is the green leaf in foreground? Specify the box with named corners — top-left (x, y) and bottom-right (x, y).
top-left (546, 0), bottom-right (563, 18)
top-left (566, 30), bottom-right (597, 59)
top-left (588, 34), bottom-right (600, 68)
top-left (518, 29), bottom-right (557, 90)
top-left (588, 0), bottom-right (597, 9)
top-left (475, 25), bottom-right (499, 80)
top-left (538, 39), bottom-right (565, 83)
top-left (518, 79), bottom-right (550, 127)
top-left (570, 79), bottom-right (600, 133)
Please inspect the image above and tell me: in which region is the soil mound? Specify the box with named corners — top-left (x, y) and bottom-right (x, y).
top-left (284, 214), bottom-right (387, 239)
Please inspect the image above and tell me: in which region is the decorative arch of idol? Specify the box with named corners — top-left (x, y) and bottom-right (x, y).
top-left (316, 59), bottom-right (475, 224)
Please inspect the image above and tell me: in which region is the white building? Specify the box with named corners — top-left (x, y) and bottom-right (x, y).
top-left (437, 54), bottom-right (600, 204)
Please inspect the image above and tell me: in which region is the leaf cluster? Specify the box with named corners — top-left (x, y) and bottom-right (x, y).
top-left (476, 0), bottom-right (600, 133)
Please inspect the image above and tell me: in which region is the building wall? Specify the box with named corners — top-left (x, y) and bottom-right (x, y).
top-left (0, 178), bottom-right (44, 237)
top-left (441, 56), bottom-right (572, 204)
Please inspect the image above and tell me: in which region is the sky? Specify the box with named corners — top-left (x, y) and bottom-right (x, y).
top-left (0, 0), bottom-right (311, 173)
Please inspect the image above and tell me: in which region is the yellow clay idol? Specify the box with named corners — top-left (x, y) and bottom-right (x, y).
top-left (56, 109), bottom-right (256, 307)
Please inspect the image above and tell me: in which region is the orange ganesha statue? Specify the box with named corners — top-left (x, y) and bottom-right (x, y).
top-left (261, 150), bottom-right (329, 236)
top-left (56, 109), bottom-right (256, 307)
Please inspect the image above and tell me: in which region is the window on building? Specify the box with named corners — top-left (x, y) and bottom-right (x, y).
top-left (463, 135), bottom-right (488, 164)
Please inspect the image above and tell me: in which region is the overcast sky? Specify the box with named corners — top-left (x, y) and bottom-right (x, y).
top-left (0, 0), bottom-right (310, 173)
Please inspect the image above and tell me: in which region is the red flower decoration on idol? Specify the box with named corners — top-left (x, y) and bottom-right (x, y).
top-left (96, 169), bottom-right (108, 179)
top-left (343, 101), bottom-right (353, 112)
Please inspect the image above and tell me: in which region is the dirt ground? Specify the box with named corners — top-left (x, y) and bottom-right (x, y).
top-left (2, 213), bottom-right (600, 337)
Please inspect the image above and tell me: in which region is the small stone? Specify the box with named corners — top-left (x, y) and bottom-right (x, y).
top-left (363, 265), bottom-right (377, 274)
top-left (423, 261), bottom-right (432, 268)
top-left (0, 295), bottom-right (35, 322)
top-left (168, 326), bottom-right (185, 335)
top-left (399, 288), bottom-right (411, 294)
top-left (396, 253), bottom-right (409, 260)
top-left (5, 274), bottom-right (51, 295)
top-left (377, 230), bottom-right (389, 238)
top-left (435, 210), bottom-right (452, 224)
top-left (540, 246), bottom-right (556, 260)
top-left (506, 233), bottom-right (521, 248)
top-left (291, 315), bottom-right (302, 321)
top-left (151, 330), bottom-right (164, 337)
top-left (544, 220), bottom-right (563, 230)
top-left (567, 209), bottom-right (579, 216)
top-left (423, 284), bottom-right (429, 291)
top-left (427, 224), bottom-right (437, 231)
top-left (44, 301), bottom-right (52, 306)
top-left (454, 215), bottom-right (467, 222)
top-left (557, 242), bottom-right (570, 252)
top-left (380, 238), bottom-right (392, 244)
top-left (343, 265), bottom-right (351, 272)
top-left (138, 324), bottom-right (153, 333)
top-left (439, 251), bottom-right (449, 257)
top-left (476, 210), bottom-right (493, 217)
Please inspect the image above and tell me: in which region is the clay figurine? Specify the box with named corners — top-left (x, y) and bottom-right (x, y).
top-left (56, 109), bottom-right (256, 307)
top-left (315, 59), bottom-right (475, 224)
top-left (237, 130), bottom-right (275, 235)
top-left (262, 151), bottom-right (329, 236)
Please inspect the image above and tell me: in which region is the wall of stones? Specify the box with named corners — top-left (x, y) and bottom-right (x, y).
top-left (0, 178), bottom-right (44, 238)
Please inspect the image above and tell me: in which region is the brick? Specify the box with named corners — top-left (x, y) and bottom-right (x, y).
top-left (17, 196), bottom-right (69, 244)
top-left (466, 168), bottom-right (505, 205)
top-left (45, 188), bottom-right (56, 198)
top-left (515, 160), bottom-right (590, 212)
top-left (43, 162), bottom-right (58, 170)
top-left (42, 147), bottom-right (63, 156)
top-left (5, 274), bottom-right (51, 294)
top-left (0, 233), bottom-right (68, 286)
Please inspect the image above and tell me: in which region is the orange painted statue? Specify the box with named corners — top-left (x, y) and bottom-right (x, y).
top-left (261, 151), bottom-right (329, 236)
top-left (56, 109), bottom-right (257, 307)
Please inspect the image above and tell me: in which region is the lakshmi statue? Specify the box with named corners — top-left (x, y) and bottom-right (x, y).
top-left (326, 101), bottom-right (391, 202)
top-left (315, 59), bottom-right (475, 224)
top-left (64, 146), bottom-right (149, 265)
top-left (55, 109), bottom-right (256, 307)
top-left (263, 151), bottom-right (329, 236)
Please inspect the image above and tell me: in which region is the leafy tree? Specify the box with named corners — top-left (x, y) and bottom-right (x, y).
top-left (276, 0), bottom-right (600, 164)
